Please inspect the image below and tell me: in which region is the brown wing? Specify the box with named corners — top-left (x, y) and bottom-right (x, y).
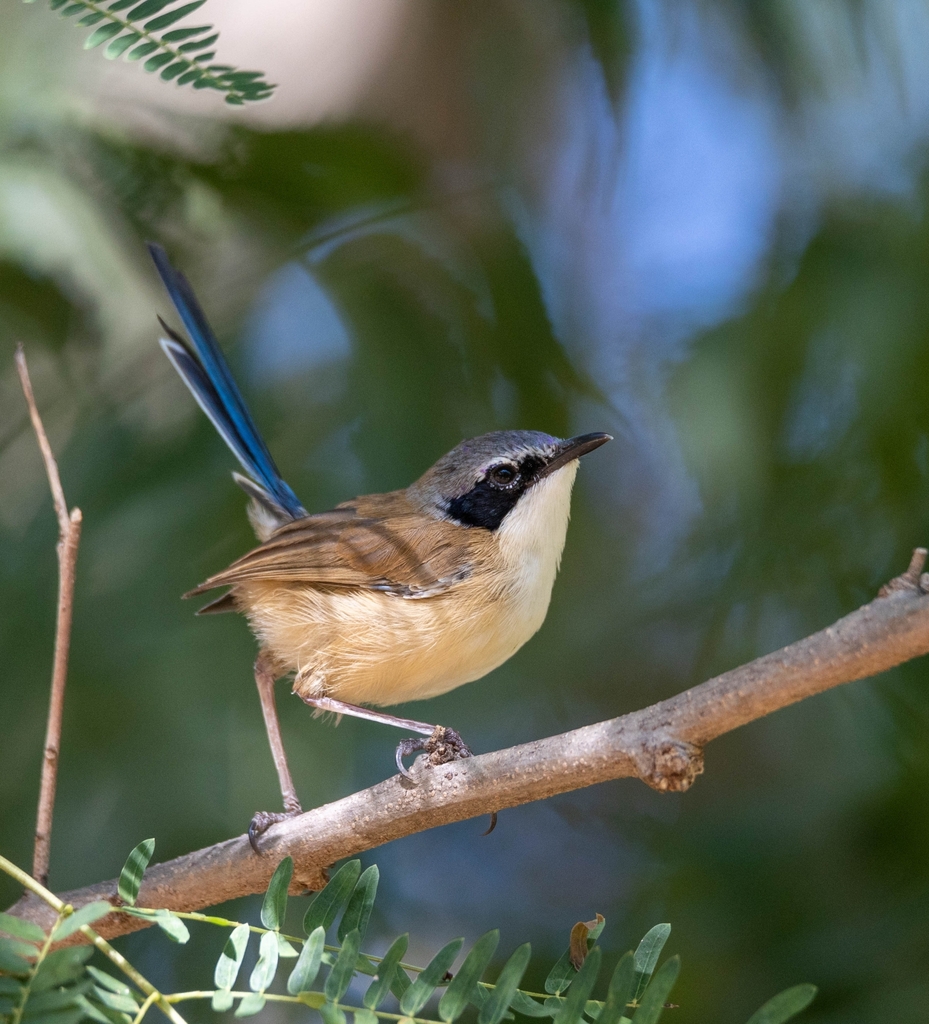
top-left (187, 489), bottom-right (475, 598)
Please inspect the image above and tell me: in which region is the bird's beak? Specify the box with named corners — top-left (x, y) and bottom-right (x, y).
top-left (538, 432), bottom-right (612, 478)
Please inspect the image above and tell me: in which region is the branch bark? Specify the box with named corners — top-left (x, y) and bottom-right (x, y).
top-left (7, 549), bottom-right (929, 938)
top-left (15, 346), bottom-right (83, 889)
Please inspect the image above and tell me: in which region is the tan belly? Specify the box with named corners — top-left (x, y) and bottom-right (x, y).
top-left (235, 576), bottom-right (550, 707)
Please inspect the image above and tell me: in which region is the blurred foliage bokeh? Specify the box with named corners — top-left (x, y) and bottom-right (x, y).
top-left (2, 1), bottom-right (929, 1021)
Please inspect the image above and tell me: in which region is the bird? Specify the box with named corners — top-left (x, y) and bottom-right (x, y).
top-left (148, 242), bottom-right (611, 849)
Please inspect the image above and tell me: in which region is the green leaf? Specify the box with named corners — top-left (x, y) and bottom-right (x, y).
top-left (143, 52), bottom-right (174, 72)
top-left (287, 926), bottom-right (325, 994)
top-left (175, 67), bottom-right (204, 85)
top-left (629, 955), bottom-right (679, 1024)
top-left (159, 60), bottom-right (188, 79)
top-left (84, 22), bottom-right (122, 48)
top-left (249, 931), bottom-right (279, 993)
top-left (545, 949), bottom-right (576, 996)
top-left (21, 1008), bottom-right (86, 1024)
top-left (93, 989), bottom-right (140, 1014)
top-left (631, 926), bottom-right (670, 1004)
top-left (78, 11), bottom-right (106, 25)
top-left (554, 947), bottom-right (601, 1024)
top-left (178, 32), bottom-right (216, 51)
top-left (595, 952), bottom-right (635, 1024)
top-left (400, 938), bottom-right (463, 1016)
top-left (319, 1004), bottom-right (346, 1024)
top-left (144, 0), bottom-right (205, 31)
top-left (87, 969), bottom-right (132, 997)
top-left (354, 1011), bottom-right (378, 1024)
top-left (73, 994), bottom-right (115, 1024)
top-left (214, 923), bottom-right (249, 990)
top-left (161, 24), bottom-right (209, 41)
top-left (362, 934), bottom-right (409, 1010)
top-left (743, 984), bottom-right (818, 1024)
top-left (0, 978), bottom-right (24, 995)
top-left (390, 968), bottom-right (412, 1001)
top-left (151, 912), bottom-right (189, 944)
top-left (126, 0), bottom-right (175, 18)
top-left (338, 865), bottom-right (378, 942)
top-left (0, 941), bottom-right (31, 975)
top-left (277, 936), bottom-right (299, 958)
top-left (107, 0), bottom-right (139, 10)
top-left (439, 930), bottom-right (499, 1023)
top-left (508, 991), bottom-right (553, 1018)
top-left (325, 930), bottom-right (362, 1004)
top-left (104, 32), bottom-right (141, 58)
top-left (0, 913), bottom-right (45, 943)
top-left (211, 991), bottom-right (233, 1012)
top-left (126, 41), bottom-right (158, 60)
top-left (53, 902), bottom-right (112, 941)
top-left (117, 841), bottom-right (154, 906)
top-left (478, 944), bottom-right (531, 1024)
top-left (24, 980), bottom-right (93, 1013)
top-left (261, 857), bottom-right (293, 931)
top-left (31, 949), bottom-right (93, 992)
top-left (304, 861), bottom-right (361, 935)
top-left (234, 993), bottom-right (265, 1017)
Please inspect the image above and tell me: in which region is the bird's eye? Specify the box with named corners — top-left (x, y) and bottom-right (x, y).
top-left (488, 464), bottom-right (517, 486)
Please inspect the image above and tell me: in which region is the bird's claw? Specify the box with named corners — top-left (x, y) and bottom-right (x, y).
top-left (248, 805), bottom-right (302, 854)
top-left (395, 725), bottom-right (474, 781)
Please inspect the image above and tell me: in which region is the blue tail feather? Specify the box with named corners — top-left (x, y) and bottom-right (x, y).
top-left (149, 243), bottom-right (306, 520)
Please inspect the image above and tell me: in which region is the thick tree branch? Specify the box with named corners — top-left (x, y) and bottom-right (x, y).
top-left (7, 550), bottom-right (929, 938)
top-left (15, 346), bottom-right (83, 888)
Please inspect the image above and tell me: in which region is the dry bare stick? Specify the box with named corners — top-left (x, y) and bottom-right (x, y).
top-left (6, 549), bottom-right (929, 938)
top-left (15, 345), bottom-right (83, 887)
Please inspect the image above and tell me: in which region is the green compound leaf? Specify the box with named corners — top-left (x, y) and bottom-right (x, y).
top-left (595, 951), bottom-right (635, 1024)
top-left (400, 937), bottom-right (463, 1017)
top-left (553, 946), bottom-right (601, 1024)
top-left (304, 861), bottom-right (361, 935)
top-left (27, 0), bottom-right (274, 103)
top-left (118, 839), bottom-right (154, 906)
top-left (338, 864), bottom-right (378, 942)
top-left (249, 930), bottom-right (280, 993)
top-left (631, 925), bottom-right (670, 1004)
top-left (287, 926), bottom-right (325, 995)
top-left (0, 912), bottom-right (45, 943)
top-left (630, 955), bottom-right (679, 1024)
top-left (325, 929), bottom-right (362, 1004)
top-left (363, 933), bottom-right (409, 1010)
top-left (478, 943), bottom-right (531, 1024)
top-left (261, 857), bottom-right (293, 931)
top-left (214, 923), bottom-right (249, 990)
top-left (53, 902), bottom-right (112, 941)
top-left (439, 930), bottom-right (500, 1022)
top-left (743, 984), bottom-right (818, 1024)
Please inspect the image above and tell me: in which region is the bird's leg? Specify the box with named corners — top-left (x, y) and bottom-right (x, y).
top-left (249, 651), bottom-right (303, 851)
top-left (299, 695), bottom-right (473, 781)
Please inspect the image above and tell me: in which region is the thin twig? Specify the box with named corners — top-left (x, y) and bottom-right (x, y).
top-left (15, 345), bottom-right (83, 888)
top-left (6, 549), bottom-right (929, 938)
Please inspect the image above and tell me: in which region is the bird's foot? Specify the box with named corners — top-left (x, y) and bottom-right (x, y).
top-left (248, 801), bottom-right (303, 854)
top-left (395, 725), bottom-right (473, 781)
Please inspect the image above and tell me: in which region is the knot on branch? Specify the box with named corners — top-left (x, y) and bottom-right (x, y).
top-left (878, 548), bottom-right (929, 598)
top-left (635, 738), bottom-right (704, 793)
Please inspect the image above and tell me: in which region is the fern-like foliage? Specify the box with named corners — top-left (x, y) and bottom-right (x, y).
top-left (24, 0), bottom-right (275, 105)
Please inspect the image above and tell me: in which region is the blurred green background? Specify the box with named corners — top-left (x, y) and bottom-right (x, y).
top-left (2, 1), bottom-right (929, 1021)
